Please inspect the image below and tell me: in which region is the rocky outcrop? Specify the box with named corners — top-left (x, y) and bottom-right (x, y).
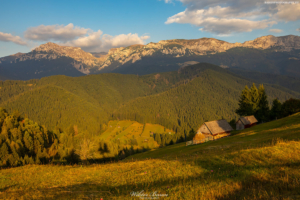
top-left (0, 42), bottom-right (103, 74)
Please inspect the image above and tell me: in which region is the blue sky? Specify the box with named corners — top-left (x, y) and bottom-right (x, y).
top-left (0, 0), bottom-right (299, 57)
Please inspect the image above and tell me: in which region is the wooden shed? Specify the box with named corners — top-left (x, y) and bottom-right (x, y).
top-left (195, 119), bottom-right (233, 140)
top-left (236, 115), bottom-right (258, 130)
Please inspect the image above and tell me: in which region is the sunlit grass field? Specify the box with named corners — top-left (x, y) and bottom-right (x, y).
top-left (98, 120), bottom-right (174, 148)
top-left (1, 113), bottom-right (300, 199)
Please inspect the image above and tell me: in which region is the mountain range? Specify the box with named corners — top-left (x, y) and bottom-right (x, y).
top-left (1, 35), bottom-right (300, 80)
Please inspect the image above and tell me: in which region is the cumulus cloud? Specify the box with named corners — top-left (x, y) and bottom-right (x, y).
top-left (102, 33), bottom-right (149, 49)
top-left (62, 30), bottom-right (103, 52)
top-left (62, 31), bottom-right (150, 52)
top-left (269, 29), bottom-right (283, 33)
top-left (61, 32), bottom-right (150, 52)
top-left (141, 35), bottom-right (150, 40)
top-left (24, 23), bottom-right (89, 42)
top-left (165, 0), bottom-right (299, 34)
top-left (274, 4), bottom-right (300, 21)
top-left (0, 32), bottom-right (27, 45)
top-left (24, 24), bottom-right (150, 52)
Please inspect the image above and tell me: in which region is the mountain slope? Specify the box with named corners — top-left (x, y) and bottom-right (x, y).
top-left (1, 35), bottom-right (300, 80)
top-left (0, 63), bottom-right (298, 135)
top-left (114, 64), bottom-right (300, 132)
top-left (229, 68), bottom-right (300, 94)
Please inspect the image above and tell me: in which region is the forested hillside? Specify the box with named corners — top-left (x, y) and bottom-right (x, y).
top-left (229, 68), bottom-right (300, 93)
top-left (0, 63), bottom-right (299, 136)
top-left (114, 68), bottom-right (299, 132)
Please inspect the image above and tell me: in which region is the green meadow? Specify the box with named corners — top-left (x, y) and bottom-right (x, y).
top-left (1, 113), bottom-right (300, 199)
top-left (98, 120), bottom-right (174, 149)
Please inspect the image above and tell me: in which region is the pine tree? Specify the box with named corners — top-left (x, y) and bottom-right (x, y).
top-left (250, 83), bottom-right (260, 112)
top-left (236, 85), bottom-right (253, 116)
top-left (187, 129), bottom-right (196, 140)
top-left (161, 136), bottom-right (166, 147)
top-left (0, 142), bottom-right (9, 160)
top-left (256, 85), bottom-right (269, 122)
top-left (270, 99), bottom-right (282, 120)
top-left (68, 125), bottom-right (75, 137)
top-left (154, 134), bottom-right (161, 145)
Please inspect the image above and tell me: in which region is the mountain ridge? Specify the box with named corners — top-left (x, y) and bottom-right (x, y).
top-left (0, 35), bottom-right (300, 80)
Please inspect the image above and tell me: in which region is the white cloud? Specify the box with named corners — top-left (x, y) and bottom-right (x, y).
top-left (141, 35), bottom-right (150, 40)
top-left (165, 0), bottom-right (300, 34)
top-left (166, 7), bottom-right (276, 35)
top-left (61, 31), bottom-right (150, 52)
top-left (24, 23), bottom-right (150, 52)
top-left (24, 23), bottom-right (89, 42)
top-left (0, 32), bottom-right (27, 45)
top-left (274, 4), bottom-right (300, 21)
top-left (269, 29), bottom-right (283, 33)
top-left (62, 31), bottom-right (150, 52)
top-left (160, 0), bottom-right (172, 3)
top-left (61, 30), bottom-right (103, 52)
top-left (102, 33), bottom-right (149, 49)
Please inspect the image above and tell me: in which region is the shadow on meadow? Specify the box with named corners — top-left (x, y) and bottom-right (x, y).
top-left (1, 160), bottom-right (300, 200)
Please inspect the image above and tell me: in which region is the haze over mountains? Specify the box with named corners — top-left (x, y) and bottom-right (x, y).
top-left (0, 35), bottom-right (300, 80)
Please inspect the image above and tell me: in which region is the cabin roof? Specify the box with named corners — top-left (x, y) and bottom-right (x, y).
top-left (203, 119), bottom-right (233, 135)
top-left (238, 115), bottom-right (258, 125)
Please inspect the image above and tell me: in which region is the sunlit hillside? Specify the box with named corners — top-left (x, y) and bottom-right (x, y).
top-left (1, 113), bottom-right (300, 199)
top-left (98, 120), bottom-right (174, 149)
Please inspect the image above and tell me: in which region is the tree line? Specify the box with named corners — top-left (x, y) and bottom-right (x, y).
top-left (236, 83), bottom-right (300, 122)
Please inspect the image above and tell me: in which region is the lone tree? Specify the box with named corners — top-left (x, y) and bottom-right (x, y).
top-left (76, 138), bottom-right (96, 162)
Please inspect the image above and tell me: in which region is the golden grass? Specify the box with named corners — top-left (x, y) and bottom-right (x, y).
top-left (1, 113), bottom-right (300, 199)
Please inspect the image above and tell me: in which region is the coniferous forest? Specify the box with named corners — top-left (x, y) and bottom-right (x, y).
top-left (1, 63), bottom-right (300, 167)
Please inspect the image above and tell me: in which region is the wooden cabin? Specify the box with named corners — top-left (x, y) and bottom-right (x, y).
top-left (236, 115), bottom-right (258, 130)
top-left (194, 119), bottom-right (233, 141)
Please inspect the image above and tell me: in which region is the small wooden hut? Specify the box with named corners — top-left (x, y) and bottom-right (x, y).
top-left (236, 115), bottom-right (258, 130)
top-left (194, 119), bottom-right (233, 141)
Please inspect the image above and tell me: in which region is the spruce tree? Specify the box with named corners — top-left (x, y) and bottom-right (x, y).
top-left (161, 136), bottom-right (166, 147)
top-left (250, 83), bottom-right (260, 112)
top-left (188, 129), bottom-right (196, 140)
top-left (236, 85), bottom-right (253, 116)
top-left (270, 99), bottom-right (282, 120)
top-left (256, 85), bottom-right (269, 122)
top-left (155, 134), bottom-right (161, 145)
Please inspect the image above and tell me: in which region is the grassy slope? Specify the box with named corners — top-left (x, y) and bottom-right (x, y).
top-left (98, 120), bottom-right (174, 149)
top-left (1, 113), bottom-right (300, 199)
